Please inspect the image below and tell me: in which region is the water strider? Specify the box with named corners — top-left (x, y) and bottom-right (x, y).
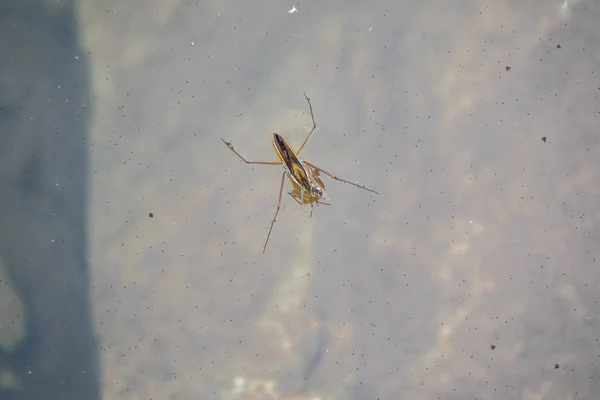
top-left (222, 93), bottom-right (378, 253)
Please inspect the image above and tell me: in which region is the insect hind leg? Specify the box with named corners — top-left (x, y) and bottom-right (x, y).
top-left (304, 161), bottom-right (379, 195)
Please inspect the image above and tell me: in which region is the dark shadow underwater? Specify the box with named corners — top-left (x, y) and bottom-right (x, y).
top-left (0, 1), bottom-right (99, 399)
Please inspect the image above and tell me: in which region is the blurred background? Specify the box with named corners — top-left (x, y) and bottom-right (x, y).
top-left (1, 0), bottom-right (599, 399)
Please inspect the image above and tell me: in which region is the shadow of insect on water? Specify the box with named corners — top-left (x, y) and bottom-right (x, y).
top-left (222, 93), bottom-right (379, 253)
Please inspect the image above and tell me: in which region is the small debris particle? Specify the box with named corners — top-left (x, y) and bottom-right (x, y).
top-left (554, 363), bottom-right (560, 369)
top-left (556, 44), bottom-right (561, 49)
top-left (505, 66), bottom-right (511, 71)
top-left (149, 213), bottom-right (154, 218)
top-left (542, 136), bottom-right (547, 142)
top-left (490, 344), bottom-right (496, 350)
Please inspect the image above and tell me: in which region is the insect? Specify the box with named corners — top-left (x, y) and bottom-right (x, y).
top-left (288, 168), bottom-right (330, 209)
top-left (222, 93), bottom-right (379, 253)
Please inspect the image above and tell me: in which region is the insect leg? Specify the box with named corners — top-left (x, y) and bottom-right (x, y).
top-left (288, 192), bottom-right (303, 205)
top-left (304, 161), bottom-right (379, 195)
top-left (296, 93), bottom-right (317, 155)
top-left (221, 138), bottom-right (281, 165)
top-left (263, 172), bottom-right (287, 253)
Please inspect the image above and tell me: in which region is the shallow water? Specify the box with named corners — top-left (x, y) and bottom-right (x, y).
top-left (1, 0), bottom-right (599, 399)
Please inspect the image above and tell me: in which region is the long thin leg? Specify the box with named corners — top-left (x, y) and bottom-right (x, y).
top-left (304, 161), bottom-right (379, 195)
top-left (221, 138), bottom-right (281, 165)
top-left (296, 93), bottom-right (317, 155)
top-left (263, 172), bottom-right (287, 253)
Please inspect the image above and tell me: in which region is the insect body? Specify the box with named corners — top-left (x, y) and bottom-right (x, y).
top-left (222, 93), bottom-right (378, 253)
top-left (271, 133), bottom-right (327, 204)
top-left (288, 168), bottom-right (330, 208)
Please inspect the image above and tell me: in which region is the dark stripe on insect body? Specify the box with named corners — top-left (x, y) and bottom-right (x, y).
top-left (272, 133), bottom-right (301, 169)
top-left (272, 133), bottom-right (302, 186)
top-left (272, 133), bottom-right (312, 193)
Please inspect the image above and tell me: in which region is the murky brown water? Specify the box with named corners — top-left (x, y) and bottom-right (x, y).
top-left (1, 0), bottom-right (599, 399)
